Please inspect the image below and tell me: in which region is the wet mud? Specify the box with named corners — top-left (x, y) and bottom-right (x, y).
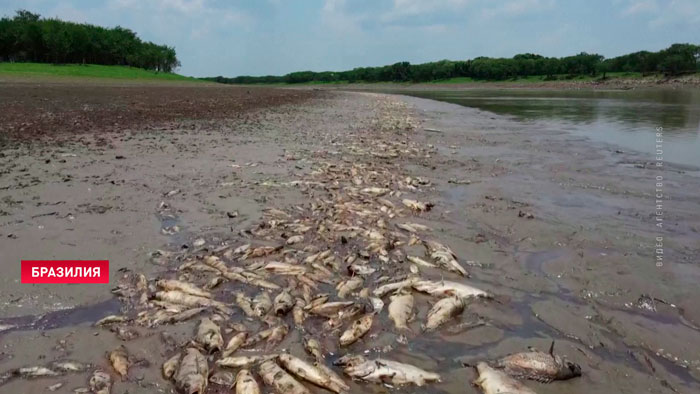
top-left (0, 82), bottom-right (699, 394)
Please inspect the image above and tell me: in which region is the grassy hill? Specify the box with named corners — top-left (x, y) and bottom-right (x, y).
top-left (0, 62), bottom-right (199, 82)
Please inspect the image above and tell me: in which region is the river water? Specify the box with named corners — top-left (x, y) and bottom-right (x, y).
top-left (399, 88), bottom-right (700, 168)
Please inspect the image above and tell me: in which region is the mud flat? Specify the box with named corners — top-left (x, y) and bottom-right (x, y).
top-left (0, 82), bottom-right (699, 394)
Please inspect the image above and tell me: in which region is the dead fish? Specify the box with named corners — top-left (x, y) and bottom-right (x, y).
top-left (244, 245), bottom-right (282, 260)
top-left (286, 235), bottom-right (305, 245)
top-left (15, 366), bottom-right (59, 378)
top-left (236, 292), bottom-right (256, 317)
top-left (336, 277), bottom-right (364, 298)
top-left (475, 362), bottom-right (536, 394)
top-left (89, 370), bottom-right (112, 394)
top-left (253, 291), bottom-right (272, 317)
top-left (304, 294), bottom-right (329, 310)
top-left (204, 276), bottom-right (226, 290)
top-left (233, 243), bottom-right (251, 255)
top-left (110, 325), bottom-right (140, 341)
top-left (156, 291), bottom-right (233, 314)
top-left (259, 359), bottom-right (311, 394)
top-left (361, 187), bottom-right (390, 196)
top-left (303, 337), bottom-right (323, 360)
top-left (339, 314), bottom-right (374, 346)
top-left (204, 255), bottom-right (229, 273)
top-left (163, 353), bottom-right (181, 379)
top-left (243, 327), bottom-right (274, 347)
top-left (217, 355), bottom-right (275, 368)
top-left (406, 255), bottom-right (436, 268)
top-left (412, 279), bottom-right (490, 299)
top-left (324, 304), bottom-right (364, 330)
top-left (293, 300), bottom-right (307, 327)
top-left (388, 292), bottom-right (414, 331)
top-left (196, 317), bottom-right (224, 352)
top-left (402, 199), bottom-right (433, 212)
top-left (0, 372), bottom-right (13, 387)
top-left (396, 223), bottom-right (431, 233)
top-left (210, 370), bottom-right (236, 388)
top-left (348, 263), bottom-right (376, 276)
top-left (422, 240), bottom-right (467, 276)
top-left (373, 277), bottom-right (417, 297)
top-left (235, 369), bottom-right (261, 394)
top-left (309, 301), bottom-right (355, 318)
top-left (150, 307), bottom-right (207, 326)
top-left (267, 324), bottom-right (289, 348)
top-left (108, 346), bottom-right (130, 378)
top-left (94, 315), bottom-right (129, 327)
top-left (492, 342), bottom-right (582, 383)
top-left (314, 362), bottom-right (348, 393)
top-left (369, 297), bottom-right (384, 313)
top-left (222, 332), bottom-right (248, 358)
top-left (296, 274), bottom-right (319, 290)
top-left (338, 356), bottom-right (440, 386)
top-left (424, 296), bottom-right (464, 330)
top-left (51, 360), bottom-right (91, 373)
top-left (175, 348), bottom-right (209, 394)
top-left (265, 261), bottom-right (306, 276)
top-left (273, 290), bottom-right (294, 315)
top-left (278, 354), bottom-right (348, 394)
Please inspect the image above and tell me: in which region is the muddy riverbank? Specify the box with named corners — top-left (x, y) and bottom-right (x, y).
top-left (0, 84), bottom-right (699, 394)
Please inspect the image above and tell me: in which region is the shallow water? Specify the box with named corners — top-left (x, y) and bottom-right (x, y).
top-left (397, 88), bottom-right (700, 167)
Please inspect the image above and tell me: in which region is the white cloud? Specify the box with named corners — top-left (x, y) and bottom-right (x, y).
top-left (481, 0), bottom-right (555, 18)
top-left (321, 0), bottom-right (367, 35)
top-left (649, 0), bottom-right (700, 27)
top-left (618, 0), bottom-right (700, 27)
top-left (620, 0), bottom-right (658, 16)
top-left (388, 0), bottom-right (470, 17)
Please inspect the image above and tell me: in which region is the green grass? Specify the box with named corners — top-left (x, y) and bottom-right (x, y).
top-left (0, 62), bottom-right (200, 82)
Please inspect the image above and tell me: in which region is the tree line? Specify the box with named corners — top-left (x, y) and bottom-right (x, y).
top-left (0, 10), bottom-right (180, 72)
top-left (206, 43), bottom-right (700, 84)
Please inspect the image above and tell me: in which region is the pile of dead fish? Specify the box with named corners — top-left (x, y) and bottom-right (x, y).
top-left (0, 97), bottom-right (581, 393)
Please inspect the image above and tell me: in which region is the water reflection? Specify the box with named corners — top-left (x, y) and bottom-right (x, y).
top-left (398, 88), bottom-right (700, 166)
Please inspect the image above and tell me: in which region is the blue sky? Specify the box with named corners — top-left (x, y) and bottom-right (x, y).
top-left (1, 0), bottom-right (699, 77)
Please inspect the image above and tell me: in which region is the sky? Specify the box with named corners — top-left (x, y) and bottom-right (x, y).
top-left (1, 0), bottom-right (699, 77)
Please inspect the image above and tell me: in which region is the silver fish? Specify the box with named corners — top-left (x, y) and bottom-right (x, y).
top-left (424, 296), bottom-right (464, 330)
top-left (253, 291), bottom-right (272, 317)
top-left (222, 332), bottom-right (248, 358)
top-left (388, 292), bottom-right (413, 331)
top-left (89, 370), bottom-right (112, 394)
top-left (175, 348), bottom-right (208, 394)
top-left (278, 354), bottom-right (349, 394)
top-left (337, 355), bottom-right (440, 386)
top-left (217, 355), bottom-right (275, 368)
top-left (336, 277), bottom-right (364, 298)
top-left (259, 359), bottom-right (311, 394)
top-left (475, 362), bottom-right (537, 394)
top-left (339, 313), bottom-right (374, 346)
top-left (235, 369), bottom-right (261, 394)
top-left (273, 290), bottom-right (294, 315)
top-left (196, 317), bottom-right (224, 352)
top-left (412, 279), bottom-right (490, 299)
top-left (492, 342), bottom-right (582, 383)
top-left (210, 370), bottom-right (236, 388)
top-left (163, 353), bottom-right (181, 379)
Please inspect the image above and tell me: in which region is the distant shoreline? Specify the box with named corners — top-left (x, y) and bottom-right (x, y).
top-left (265, 73), bottom-right (700, 90)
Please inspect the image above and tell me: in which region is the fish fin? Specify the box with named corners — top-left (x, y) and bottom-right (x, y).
top-left (549, 340), bottom-right (555, 356)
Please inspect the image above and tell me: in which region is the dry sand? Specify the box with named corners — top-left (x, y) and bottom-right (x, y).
top-left (0, 82), bottom-right (699, 393)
